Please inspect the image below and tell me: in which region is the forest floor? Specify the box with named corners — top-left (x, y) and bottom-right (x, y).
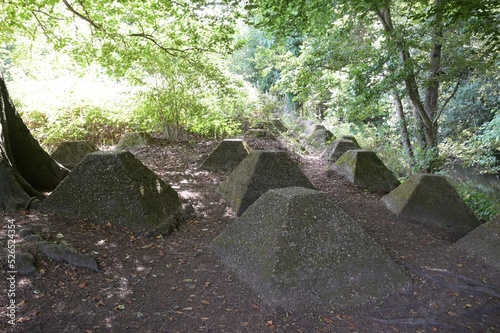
top-left (1, 137), bottom-right (499, 333)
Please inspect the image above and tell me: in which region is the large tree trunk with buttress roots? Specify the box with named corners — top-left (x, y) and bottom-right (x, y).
top-left (0, 72), bottom-right (69, 211)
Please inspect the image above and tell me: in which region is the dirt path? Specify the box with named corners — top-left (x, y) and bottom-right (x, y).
top-left (1, 138), bottom-right (499, 333)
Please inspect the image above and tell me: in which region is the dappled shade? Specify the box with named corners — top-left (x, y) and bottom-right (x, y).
top-left (382, 173), bottom-right (480, 237)
top-left (332, 150), bottom-right (400, 193)
top-left (41, 150), bottom-right (183, 235)
top-left (211, 187), bottom-right (411, 311)
top-left (217, 150), bottom-right (314, 215)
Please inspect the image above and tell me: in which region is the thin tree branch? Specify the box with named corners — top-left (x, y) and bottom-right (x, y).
top-left (62, 0), bottom-right (102, 31)
top-left (433, 72), bottom-right (463, 124)
top-left (32, 9), bottom-right (64, 21)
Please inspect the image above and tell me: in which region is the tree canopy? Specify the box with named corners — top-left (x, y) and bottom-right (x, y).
top-left (1, 0), bottom-right (499, 176)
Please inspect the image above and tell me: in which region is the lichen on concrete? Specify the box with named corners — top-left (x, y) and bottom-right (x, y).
top-left (211, 187), bottom-right (411, 312)
top-left (116, 132), bottom-right (152, 150)
top-left (322, 139), bottom-right (361, 162)
top-left (332, 150), bottom-right (400, 193)
top-left (382, 173), bottom-right (480, 237)
top-left (217, 151), bottom-right (315, 216)
top-left (200, 139), bottom-right (251, 171)
top-left (51, 140), bottom-right (99, 169)
top-left (41, 150), bottom-right (182, 235)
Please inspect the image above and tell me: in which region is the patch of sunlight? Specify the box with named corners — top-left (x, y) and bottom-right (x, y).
top-left (156, 179), bottom-right (162, 193)
top-left (18, 277), bottom-right (32, 288)
top-left (179, 190), bottom-right (201, 200)
top-left (96, 239), bottom-right (107, 246)
top-left (180, 178), bottom-right (190, 184)
top-left (117, 277), bottom-right (131, 298)
top-left (139, 185), bottom-right (145, 196)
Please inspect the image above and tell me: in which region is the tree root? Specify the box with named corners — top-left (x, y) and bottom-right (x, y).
top-left (409, 266), bottom-right (500, 298)
top-left (371, 316), bottom-right (461, 330)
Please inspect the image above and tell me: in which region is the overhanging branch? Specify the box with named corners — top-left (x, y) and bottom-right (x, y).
top-left (62, 0), bottom-right (102, 31)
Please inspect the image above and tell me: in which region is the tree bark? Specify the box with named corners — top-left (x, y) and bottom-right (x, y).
top-left (0, 72), bottom-right (69, 211)
top-left (392, 94), bottom-right (414, 169)
top-left (376, 3), bottom-right (446, 172)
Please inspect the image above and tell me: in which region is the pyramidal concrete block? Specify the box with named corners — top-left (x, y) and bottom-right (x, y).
top-left (332, 150), bottom-right (400, 193)
top-left (116, 132), bottom-right (152, 150)
top-left (382, 173), bottom-right (479, 237)
top-left (200, 139), bottom-right (251, 171)
top-left (51, 140), bottom-right (99, 169)
top-left (454, 214), bottom-right (500, 269)
top-left (321, 139), bottom-right (361, 162)
top-left (217, 150), bottom-right (314, 216)
top-left (211, 187), bottom-right (411, 311)
top-left (41, 150), bottom-right (182, 235)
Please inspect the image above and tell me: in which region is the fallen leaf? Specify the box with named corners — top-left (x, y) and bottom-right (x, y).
top-left (116, 304), bottom-right (126, 310)
top-left (201, 300), bottom-right (210, 305)
top-left (200, 317), bottom-right (209, 321)
top-left (18, 299), bottom-right (26, 306)
top-left (448, 311), bottom-right (458, 317)
top-left (79, 282), bottom-right (88, 289)
top-left (252, 304), bottom-right (261, 311)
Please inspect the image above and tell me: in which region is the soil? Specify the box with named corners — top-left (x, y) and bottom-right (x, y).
top-left (1, 137), bottom-right (499, 333)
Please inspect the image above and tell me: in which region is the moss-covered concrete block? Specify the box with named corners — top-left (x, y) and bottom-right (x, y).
top-left (304, 125), bottom-right (334, 152)
top-left (217, 151), bottom-right (314, 215)
top-left (332, 150), bottom-right (400, 193)
top-left (41, 151), bottom-right (182, 235)
top-left (200, 139), bottom-right (251, 172)
top-left (454, 214), bottom-right (500, 269)
top-left (51, 140), bottom-right (99, 169)
top-left (382, 173), bottom-right (480, 237)
top-left (321, 139), bottom-right (361, 161)
top-left (211, 187), bottom-right (411, 311)
top-left (116, 132), bottom-right (152, 150)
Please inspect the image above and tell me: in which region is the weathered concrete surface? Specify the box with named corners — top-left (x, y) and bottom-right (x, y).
top-left (454, 214), bottom-right (500, 269)
top-left (51, 140), bottom-right (99, 169)
top-left (116, 132), bottom-right (152, 150)
top-left (332, 150), bottom-right (400, 193)
top-left (321, 139), bottom-right (361, 162)
top-left (200, 139), bottom-right (251, 172)
top-left (304, 125), bottom-right (334, 152)
top-left (41, 151), bottom-right (182, 235)
top-left (217, 151), bottom-right (314, 215)
top-left (382, 173), bottom-right (480, 237)
top-left (211, 187), bottom-right (411, 311)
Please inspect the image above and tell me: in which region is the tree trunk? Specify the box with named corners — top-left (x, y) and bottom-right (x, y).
top-left (0, 72), bottom-right (69, 211)
top-left (376, 4), bottom-right (445, 172)
top-left (392, 94), bottom-right (414, 169)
